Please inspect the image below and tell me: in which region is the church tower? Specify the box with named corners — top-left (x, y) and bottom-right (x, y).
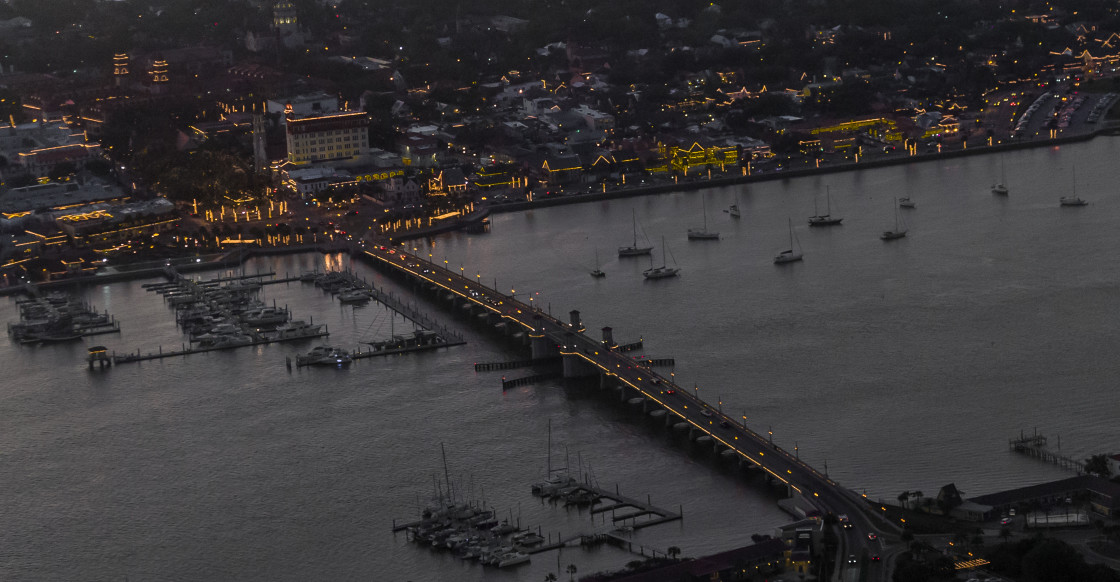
top-left (112, 53), bottom-right (130, 88)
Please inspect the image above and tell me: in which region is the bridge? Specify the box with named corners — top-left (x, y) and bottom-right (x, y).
top-left (362, 243), bottom-right (894, 576)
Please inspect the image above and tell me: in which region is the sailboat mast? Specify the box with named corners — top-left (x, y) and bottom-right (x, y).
top-left (788, 218), bottom-right (794, 248)
top-left (546, 419), bottom-right (552, 478)
top-left (632, 210), bottom-right (638, 247)
top-left (441, 442), bottom-right (452, 504)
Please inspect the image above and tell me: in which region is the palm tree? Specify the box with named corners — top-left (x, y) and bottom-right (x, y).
top-left (897, 490), bottom-right (910, 509)
top-left (545, 574), bottom-right (558, 582)
top-left (667, 546), bottom-right (681, 560)
top-left (999, 526), bottom-right (1012, 543)
top-left (911, 490), bottom-right (924, 511)
top-left (566, 563), bottom-right (578, 581)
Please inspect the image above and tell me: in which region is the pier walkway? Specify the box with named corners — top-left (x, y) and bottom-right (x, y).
top-left (362, 244), bottom-right (881, 537)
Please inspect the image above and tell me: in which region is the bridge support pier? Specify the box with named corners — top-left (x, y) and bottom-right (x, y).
top-left (530, 330), bottom-right (556, 360)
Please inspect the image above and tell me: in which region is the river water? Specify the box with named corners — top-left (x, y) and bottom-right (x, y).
top-left (3, 138), bottom-right (1120, 580)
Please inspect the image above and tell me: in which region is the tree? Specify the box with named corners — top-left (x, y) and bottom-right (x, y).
top-left (49, 161), bottom-right (77, 182)
top-left (667, 546), bottom-right (681, 560)
top-left (545, 574), bottom-right (558, 582)
top-left (1085, 454), bottom-right (1112, 478)
top-left (901, 528), bottom-right (915, 553)
top-left (566, 563), bottom-right (577, 581)
top-left (999, 526), bottom-right (1012, 542)
top-left (898, 490), bottom-right (910, 509)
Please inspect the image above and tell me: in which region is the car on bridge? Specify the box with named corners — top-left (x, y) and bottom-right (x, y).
top-left (700, 409), bottom-right (714, 417)
top-left (867, 532), bottom-right (877, 541)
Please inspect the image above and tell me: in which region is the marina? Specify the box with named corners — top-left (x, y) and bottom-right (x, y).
top-left (7, 293), bottom-right (121, 344)
top-left (7, 139), bottom-right (1120, 581)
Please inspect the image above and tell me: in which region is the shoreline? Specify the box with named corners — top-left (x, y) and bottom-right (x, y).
top-left (481, 125), bottom-right (1120, 215)
top-left (4, 125), bottom-right (1117, 296)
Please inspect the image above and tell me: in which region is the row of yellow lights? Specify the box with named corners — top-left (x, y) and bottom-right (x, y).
top-left (368, 245), bottom-right (867, 500)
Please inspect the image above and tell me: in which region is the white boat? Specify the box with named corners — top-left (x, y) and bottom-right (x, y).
top-left (199, 333), bottom-right (253, 349)
top-left (643, 237), bottom-right (680, 279)
top-left (496, 551), bottom-right (531, 568)
top-left (880, 199), bottom-right (908, 240)
top-left (992, 159), bottom-right (1009, 195)
top-left (687, 196), bottom-right (720, 240)
top-left (338, 289), bottom-right (371, 303)
top-left (296, 345), bottom-right (353, 366)
top-left (808, 187), bottom-right (843, 226)
top-left (241, 307), bottom-right (289, 327)
top-left (273, 320), bottom-right (324, 339)
top-left (898, 197), bottom-right (915, 208)
top-left (618, 209), bottom-right (653, 257)
top-left (774, 218), bottom-right (804, 264)
top-left (726, 204), bottom-right (741, 218)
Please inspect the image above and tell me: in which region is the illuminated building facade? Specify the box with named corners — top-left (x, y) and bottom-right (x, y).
top-left (284, 111), bottom-right (370, 165)
top-left (657, 140), bottom-right (740, 174)
top-left (112, 53), bottom-right (129, 88)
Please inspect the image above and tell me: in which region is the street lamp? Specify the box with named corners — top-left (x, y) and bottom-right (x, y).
top-left (768, 426), bottom-right (773, 444)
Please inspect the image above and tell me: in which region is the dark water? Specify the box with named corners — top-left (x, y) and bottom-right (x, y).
top-left (4, 138), bottom-right (1120, 580)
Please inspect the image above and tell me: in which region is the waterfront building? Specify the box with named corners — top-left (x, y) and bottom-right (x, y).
top-left (284, 111), bottom-right (370, 165)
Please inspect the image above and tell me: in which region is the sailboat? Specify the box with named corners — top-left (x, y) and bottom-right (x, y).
top-left (725, 204), bottom-right (741, 218)
top-left (773, 218), bottom-right (803, 264)
top-left (880, 198), bottom-right (908, 240)
top-left (1060, 165), bottom-right (1087, 206)
top-left (530, 420), bottom-right (576, 497)
top-left (688, 196), bottom-right (720, 240)
top-left (898, 197), bottom-right (915, 209)
top-left (808, 186), bottom-right (843, 226)
top-left (643, 237), bottom-right (680, 279)
top-left (991, 159), bottom-right (1009, 195)
top-left (618, 210), bottom-right (653, 257)
top-left (590, 250), bottom-right (606, 278)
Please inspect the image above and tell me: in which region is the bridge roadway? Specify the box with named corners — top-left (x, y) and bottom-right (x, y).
top-left (364, 245), bottom-right (893, 576)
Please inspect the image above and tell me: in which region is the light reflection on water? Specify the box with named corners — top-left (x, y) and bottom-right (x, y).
top-left (4, 138), bottom-right (1120, 580)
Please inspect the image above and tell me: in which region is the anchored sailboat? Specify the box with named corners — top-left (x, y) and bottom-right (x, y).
top-left (880, 198), bottom-right (908, 240)
top-left (618, 210), bottom-right (653, 257)
top-left (643, 236), bottom-right (680, 279)
top-left (809, 186), bottom-right (843, 226)
top-left (992, 159), bottom-right (1009, 196)
top-left (590, 250), bottom-right (606, 278)
top-left (1060, 165), bottom-right (1088, 206)
top-left (688, 196), bottom-right (720, 240)
top-left (773, 218), bottom-right (803, 264)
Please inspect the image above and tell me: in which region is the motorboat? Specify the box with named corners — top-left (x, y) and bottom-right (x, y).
top-left (898, 197), bottom-right (916, 208)
top-left (297, 345), bottom-right (353, 367)
top-left (338, 289), bottom-right (372, 304)
top-left (496, 551), bottom-right (531, 568)
top-left (272, 320), bottom-right (324, 339)
top-left (198, 333), bottom-right (253, 349)
top-left (1060, 196), bottom-right (1087, 207)
top-left (240, 307), bottom-right (289, 327)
